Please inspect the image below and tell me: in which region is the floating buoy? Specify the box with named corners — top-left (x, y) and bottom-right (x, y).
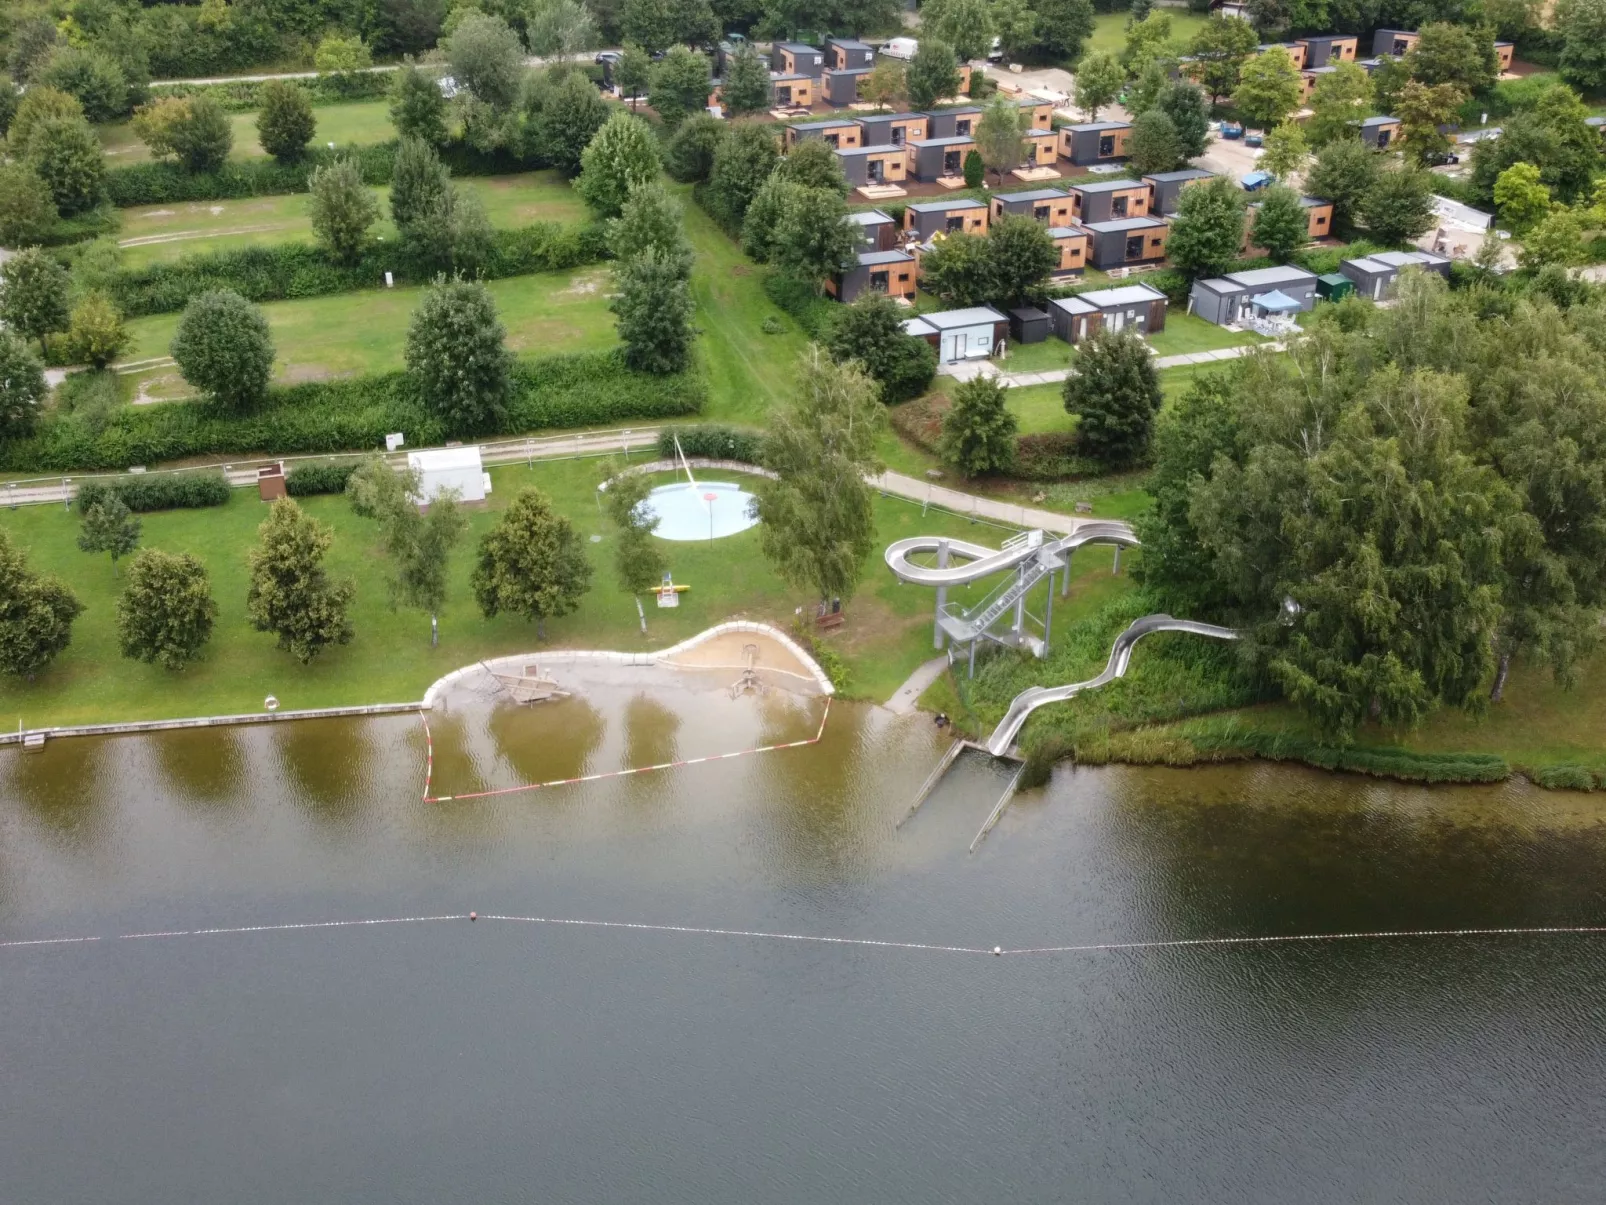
top-left (469, 912), bottom-right (477, 921)
top-left (993, 946), bottom-right (1002, 955)
top-left (264, 695), bottom-right (279, 712)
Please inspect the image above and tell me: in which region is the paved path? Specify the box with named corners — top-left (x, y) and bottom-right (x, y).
top-left (941, 340), bottom-right (1282, 388)
top-left (870, 470), bottom-right (1086, 534)
top-left (884, 655), bottom-right (950, 714)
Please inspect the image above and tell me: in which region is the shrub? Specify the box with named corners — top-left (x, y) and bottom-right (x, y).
top-left (1533, 763), bottom-right (1597, 791)
top-left (66, 291), bottom-right (129, 368)
top-left (256, 80), bottom-right (316, 163)
top-left (762, 271), bottom-right (835, 340)
top-left (286, 461), bottom-right (363, 496)
top-left (77, 471), bottom-right (231, 512)
top-left (406, 276), bottom-right (511, 435)
top-left (104, 143), bottom-right (399, 208)
top-left (657, 425), bottom-right (764, 462)
top-left (307, 156), bottom-right (380, 264)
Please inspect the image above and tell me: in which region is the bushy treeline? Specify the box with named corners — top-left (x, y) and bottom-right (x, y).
top-left (657, 424), bottom-right (764, 462)
top-left (76, 470), bottom-right (231, 512)
top-left (3, 351), bottom-right (705, 473)
top-left (106, 222), bottom-right (608, 317)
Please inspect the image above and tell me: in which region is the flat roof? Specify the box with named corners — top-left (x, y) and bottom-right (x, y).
top-left (1370, 249), bottom-right (1449, 267)
top-left (1010, 306), bottom-right (1048, 319)
top-left (1344, 255), bottom-right (1392, 272)
top-left (1144, 168), bottom-right (1213, 183)
top-left (918, 305), bottom-right (1007, 329)
top-left (1361, 115), bottom-right (1399, 127)
top-left (931, 104), bottom-right (983, 114)
top-left (1300, 195), bottom-right (1333, 207)
top-left (857, 249), bottom-right (914, 265)
top-left (1064, 120), bottom-right (1131, 132)
top-left (824, 67), bottom-right (872, 76)
top-left (1227, 264), bottom-right (1318, 287)
top-left (902, 316), bottom-right (938, 336)
top-left (997, 188), bottom-right (1068, 203)
top-left (1084, 216), bottom-right (1167, 232)
top-left (775, 42), bottom-right (821, 53)
top-left (906, 197), bottom-right (988, 212)
top-left (835, 144), bottom-right (903, 155)
top-left (1299, 33), bottom-right (1354, 42)
top-left (1051, 296), bottom-right (1097, 315)
top-left (1047, 226), bottom-right (1086, 239)
top-left (1071, 179), bottom-right (1149, 194)
top-left (1193, 277), bottom-right (1250, 295)
top-left (1079, 283), bottom-right (1167, 306)
top-left (848, 209), bottom-right (893, 225)
top-left (858, 111), bottom-right (925, 123)
top-left (792, 118), bottom-right (860, 130)
top-left (826, 37), bottom-right (870, 48)
top-left (908, 135), bottom-right (976, 146)
top-left (410, 446), bottom-right (482, 471)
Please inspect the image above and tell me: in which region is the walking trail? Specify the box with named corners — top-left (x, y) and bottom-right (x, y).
top-left (940, 340), bottom-right (1283, 387)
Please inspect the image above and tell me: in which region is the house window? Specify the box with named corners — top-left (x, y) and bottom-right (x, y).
top-left (870, 271), bottom-right (889, 292)
top-left (1033, 204), bottom-right (1050, 221)
top-left (1099, 135), bottom-right (1116, 156)
top-left (777, 86), bottom-right (792, 105)
top-left (1149, 237), bottom-right (1164, 248)
top-left (943, 150), bottom-right (962, 174)
top-left (1112, 196), bottom-right (1128, 217)
top-left (897, 273), bottom-right (910, 282)
top-left (1377, 129), bottom-right (1392, 148)
top-left (956, 119), bottom-right (972, 136)
top-left (1126, 236), bottom-right (1145, 259)
top-left (825, 134), bottom-right (839, 148)
top-left (891, 127), bottom-right (905, 145)
top-left (945, 215), bottom-right (965, 232)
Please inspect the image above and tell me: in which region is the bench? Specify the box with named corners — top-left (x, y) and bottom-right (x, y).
top-left (816, 612), bottom-right (846, 631)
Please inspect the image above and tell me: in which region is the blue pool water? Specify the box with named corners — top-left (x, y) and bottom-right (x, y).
top-left (646, 481), bottom-right (759, 541)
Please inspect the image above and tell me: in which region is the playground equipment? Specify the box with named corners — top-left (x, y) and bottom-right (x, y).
top-left (485, 661), bottom-right (570, 704)
top-left (729, 642), bottom-right (768, 698)
top-left (883, 520), bottom-right (1140, 674)
top-left (645, 434), bottom-right (759, 542)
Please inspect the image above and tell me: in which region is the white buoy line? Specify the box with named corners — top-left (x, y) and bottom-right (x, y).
top-left (4, 913), bottom-right (1606, 959)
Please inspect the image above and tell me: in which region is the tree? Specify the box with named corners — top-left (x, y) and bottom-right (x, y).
top-left (1259, 119), bottom-right (1307, 180)
top-left (986, 214), bottom-right (1057, 306)
top-left (617, 44), bottom-right (653, 110)
top-left (116, 549), bottom-right (217, 670)
top-left (963, 148), bottom-right (986, 188)
top-left (256, 80), bottom-right (315, 163)
top-left (406, 276), bottom-right (511, 433)
top-left (8, 86), bottom-right (82, 157)
top-left (1519, 207), bottom-right (1585, 270)
top-left (741, 176), bottom-right (802, 266)
top-left (599, 468), bottom-right (667, 611)
top-left (246, 499), bottom-right (355, 664)
top-left (925, 0), bottom-right (994, 61)
top-left (346, 458), bottom-right (468, 643)
top-left (1468, 83), bottom-right (1601, 206)
top-left (1245, 0), bottom-right (1290, 38)
top-left (825, 292), bottom-right (937, 403)
top-left (447, 11), bottom-right (526, 110)
top-left (1126, 61), bottom-right (1168, 118)
top-left (7, 18), bottom-right (62, 85)
top-left (0, 163), bottom-right (54, 247)
top-left (1188, 15), bottom-right (1258, 105)
top-left (1493, 161), bottom-right (1551, 231)
top-left (1156, 80), bottom-right (1210, 159)
top-left (532, 70), bottom-right (612, 173)
top-left (1233, 46), bottom-right (1301, 130)
top-left (390, 60), bottom-right (450, 146)
top-left (24, 115), bottom-right (104, 214)
top-left (622, 0), bottom-right (716, 51)
top-left (778, 137), bottom-right (850, 194)
top-left (753, 349), bottom-right (885, 606)
top-left (525, 0), bottom-right (599, 57)
top-left (0, 529), bottom-right (82, 680)
top-left (861, 56), bottom-right (905, 111)
top-left (1074, 52), bottom-right (1123, 123)
top-left (1031, 0), bottom-right (1096, 61)
top-left (1121, 11), bottom-right (1174, 77)
top-left (307, 157), bottom-right (379, 265)
top-left (907, 38), bottom-right (961, 110)
top-left (171, 290), bottom-right (275, 412)
top-left (35, 46), bottom-right (127, 124)
top-left (1395, 79), bottom-right (1463, 165)
top-left (701, 123), bottom-right (779, 230)
top-left (1406, 21), bottom-right (1496, 96)
top-left (576, 111), bottom-right (661, 217)
top-left (772, 187), bottom-right (859, 287)
top-left (722, 42), bottom-right (771, 116)
top-left (133, 94), bottom-right (232, 173)
top-left (1307, 137), bottom-right (1380, 233)
top-left (611, 248), bottom-right (697, 373)
top-left (1063, 329), bottom-right (1162, 466)
top-left (315, 34), bottom-right (374, 91)
top-left (1127, 108), bottom-right (1182, 176)
top-left (472, 487), bottom-right (593, 638)
top-left (1165, 176), bottom-right (1247, 278)
top-left (1306, 60), bottom-right (1373, 146)
top-left (648, 46), bottom-right (711, 130)
top-left (917, 231), bottom-right (994, 305)
top-left (0, 248), bottom-right (69, 356)
top-left (1369, 53), bottom-right (1411, 117)
top-left (1557, 0), bottom-right (1606, 91)
top-left (0, 330), bottom-right (47, 440)
top-left (77, 494), bottom-right (141, 570)
top-left (991, 0), bottom-right (1038, 61)
top-left (939, 376), bottom-right (1017, 477)
top-left (1250, 184), bottom-right (1310, 261)
top-left (609, 180), bottom-right (694, 276)
top-left (666, 113), bottom-right (725, 183)
top-left (1361, 165), bottom-right (1436, 244)
top-left (390, 136), bottom-right (452, 234)
top-left (975, 93), bottom-right (1027, 184)
top-left (67, 292), bottom-right (129, 369)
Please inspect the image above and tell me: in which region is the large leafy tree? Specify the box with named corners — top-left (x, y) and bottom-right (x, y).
top-left (1187, 15), bottom-right (1258, 106)
top-left (616, 45), bottom-right (652, 112)
top-left (406, 276), bottom-right (512, 434)
top-left (1250, 184), bottom-right (1311, 261)
top-left (1405, 21), bottom-right (1497, 95)
top-left (1232, 46), bottom-right (1301, 130)
top-left (246, 499), bottom-right (356, 665)
top-left (599, 468), bottom-right (667, 613)
top-left (7, 86), bottom-right (81, 157)
top-left (1258, 119), bottom-right (1307, 180)
top-left (665, 112), bottom-right (725, 183)
top-left (117, 549), bottom-right (217, 670)
top-left (924, 0), bottom-right (994, 61)
top-left (1306, 137), bottom-right (1380, 234)
top-left (1557, 0), bottom-right (1606, 91)
top-left (133, 95), bottom-right (232, 173)
top-left (1395, 80), bottom-right (1463, 166)
top-left (24, 114), bottom-right (104, 214)
top-left (390, 59), bottom-right (450, 145)
top-left (939, 376), bottom-right (1017, 477)
top-left (1121, 12), bottom-right (1174, 77)
top-left (576, 111), bottom-right (661, 217)
top-left (0, 163), bottom-right (55, 247)
top-left (1361, 164), bottom-right (1436, 244)
top-left (1074, 52), bottom-right (1123, 123)
top-left (446, 11), bottom-right (526, 110)
top-left (991, 0), bottom-right (1038, 61)
top-left (172, 290), bottom-right (275, 412)
top-left (35, 46), bottom-right (127, 124)
top-left (753, 349), bottom-right (885, 606)
top-left (0, 329), bottom-right (47, 440)
top-left (609, 180), bottom-right (695, 276)
top-left (307, 156), bottom-right (379, 265)
top-left (256, 80), bottom-right (316, 162)
top-left (771, 187), bottom-right (859, 287)
top-left (611, 248), bottom-right (697, 373)
top-left (722, 42), bottom-right (772, 116)
top-left (985, 214), bottom-right (1057, 307)
top-left (648, 45), bottom-right (711, 130)
top-left (825, 292), bottom-right (937, 403)
top-left (1468, 83), bottom-right (1601, 205)
top-left (77, 494), bottom-right (141, 570)
top-left (701, 123), bottom-right (779, 231)
top-left (861, 57), bottom-right (906, 111)
top-left (777, 138), bottom-right (850, 194)
top-left (1492, 161), bottom-right (1550, 231)
top-left (1030, 0), bottom-right (1095, 61)
top-left (530, 70), bottom-right (612, 174)
top-left (390, 136), bottom-right (452, 233)
top-left (346, 458), bottom-right (469, 644)
top-left (1063, 329), bottom-right (1162, 466)
top-left (0, 248), bottom-right (69, 357)
top-left (1156, 81), bottom-right (1210, 160)
top-left (906, 37), bottom-right (961, 110)
top-left (914, 230), bottom-right (994, 306)
top-left (1305, 60), bottom-right (1374, 147)
top-left (0, 529), bottom-right (82, 680)
top-left (472, 487), bottom-right (593, 638)
top-left (1165, 176), bottom-right (1247, 279)
top-left (1127, 108), bottom-right (1182, 176)
top-left (975, 94), bottom-right (1027, 184)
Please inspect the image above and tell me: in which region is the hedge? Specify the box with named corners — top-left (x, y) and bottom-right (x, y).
top-left (148, 73), bottom-right (397, 112)
top-left (658, 424), bottom-right (764, 463)
top-left (107, 223), bottom-right (610, 317)
top-left (285, 460), bottom-right (362, 496)
top-left (1188, 730), bottom-right (1511, 784)
top-left (762, 271), bottom-right (835, 341)
top-left (6, 350), bottom-right (705, 473)
top-left (77, 470), bottom-right (231, 512)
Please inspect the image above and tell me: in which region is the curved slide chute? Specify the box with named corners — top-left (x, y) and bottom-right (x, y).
top-left (983, 615), bottom-right (1240, 756)
top-left (883, 521), bottom-right (1139, 588)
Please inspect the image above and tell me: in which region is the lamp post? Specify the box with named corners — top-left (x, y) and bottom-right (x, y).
top-left (705, 492), bottom-right (716, 543)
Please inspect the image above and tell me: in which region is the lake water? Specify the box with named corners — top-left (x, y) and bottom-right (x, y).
top-left (4, 682), bottom-right (1606, 1204)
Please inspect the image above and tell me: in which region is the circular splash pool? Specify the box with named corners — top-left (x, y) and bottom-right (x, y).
top-left (645, 481), bottom-right (759, 541)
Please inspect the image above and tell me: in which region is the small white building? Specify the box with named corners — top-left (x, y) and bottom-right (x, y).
top-left (408, 446), bottom-right (489, 506)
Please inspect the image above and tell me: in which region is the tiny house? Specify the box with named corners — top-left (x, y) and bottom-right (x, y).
top-left (1068, 178), bottom-right (1151, 224)
top-left (1022, 128), bottom-right (1058, 167)
top-left (1339, 249), bottom-right (1451, 299)
top-left (900, 306), bottom-right (1009, 362)
top-left (992, 188), bottom-right (1073, 225)
top-left (1371, 29), bottom-right (1419, 56)
top-left (771, 73), bottom-right (815, 107)
top-left (834, 144), bottom-right (909, 187)
top-left (829, 248), bottom-right (917, 302)
top-left (1143, 167), bottom-right (1213, 216)
top-left (1008, 306), bottom-right (1051, 344)
top-left (1058, 121), bottom-right (1131, 165)
top-left (926, 106), bottom-right (983, 139)
top-left (1296, 34), bottom-right (1358, 67)
top-left (903, 197), bottom-right (989, 238)
top-left (824, 37), bottom-right (874, 71)
top-left (1017, 98), bottom-right (1054, 131)
top-left (1190, 264), bottom-right (1318, 325)
top-left (1241, 195), bottom-right (1333, 253)
top-left (773, 43), bottom-right (825, 78)
top-left (848, 209), bottom-right (899, 251)
top-left (1360, 114), bottom-right (1400, 148)
top-left (1048, 283), bottom-right (1168, 344)
top-left (784, 118), bottom-right (861, 150)
top-left (858, 112), bottom-right (928, 147)
top-left (1083, 216), bottom-right (1169, 270)
top-left (906, 134), bottom-right (976, 180)
top-left (1259, 41), bottom-right (1307, 69)
top-left (1047, 225), bottom-right (1089, 277)
top-left (1494, 40), bottom-right (1514, 70)
top-left (822, 68), bottom-right (871, 106)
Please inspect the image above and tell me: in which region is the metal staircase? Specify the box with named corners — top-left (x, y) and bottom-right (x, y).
top-left (937, 537), bottom-right (1063, 653)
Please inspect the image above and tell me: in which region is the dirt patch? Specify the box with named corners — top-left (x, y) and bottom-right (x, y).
top-left (279, 364), bottom-right (336, 385)
top-left (557, 268), bottom-right (610, 296)
top-left (730, 264), bottom-right (751, 276)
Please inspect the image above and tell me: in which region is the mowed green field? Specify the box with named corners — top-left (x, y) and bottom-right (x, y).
top-left (98, 99), bottom-right (396, 164)
top-left (0, 456), bottom-right (1129, 726)
top-left (120, 265), bottom-right (618, 395)
top-left (1084, 10), bottom-right (1211, 58)
top-left (116, 172), bottom-right (589, 267)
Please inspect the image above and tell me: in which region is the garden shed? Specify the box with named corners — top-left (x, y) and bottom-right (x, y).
top-left (1008, 307), bottom-right (1050, 344)
top-left (409, 446), bottom-right (488, 506)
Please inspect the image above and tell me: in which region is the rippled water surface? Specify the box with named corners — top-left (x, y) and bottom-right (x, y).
top-left (4, 683), bottom-right (1606, 1204)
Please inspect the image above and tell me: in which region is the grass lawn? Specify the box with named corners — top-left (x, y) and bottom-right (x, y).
top-left (1147, 311), bottom-right (1261, 358)
top-left (98, 100), bottom-right (395, 165)
top-left (996, 338), bottom-right (1071, 375)
top-left (1086, 10), bottom-right (1211, 58)
top-left (120, 265), bottom-right (617, 395)
top-left (1005, 382), bottom-right (1070, 435)
top-left (116, 173), bottom-right (588, 268)
top-left (0, 457), bottom-right (1078, 726)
